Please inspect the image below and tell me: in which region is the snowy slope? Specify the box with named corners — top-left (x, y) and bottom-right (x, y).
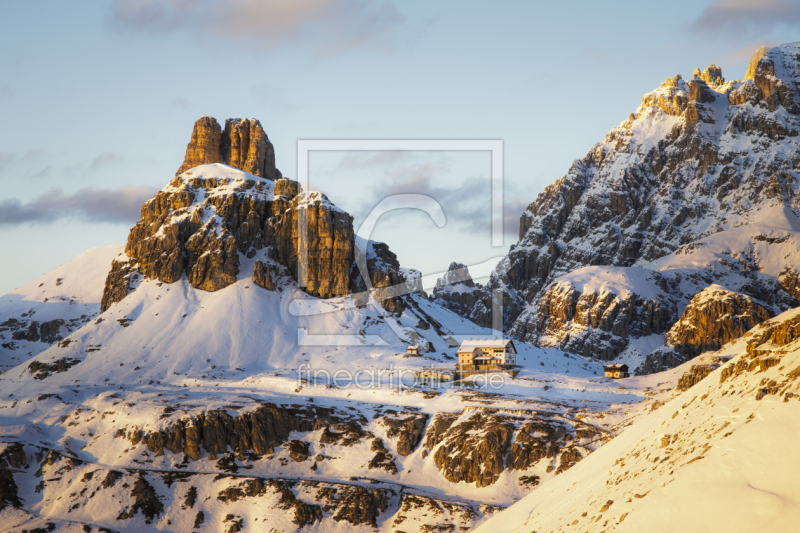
top-left (3, 269), bottom-right (605, 388)
top-left (0, 244), bottom-right (123, 372)
top-left (0, 245), bottom-right (662, 533)
top-left (474, 308), bottom-right (800, 533)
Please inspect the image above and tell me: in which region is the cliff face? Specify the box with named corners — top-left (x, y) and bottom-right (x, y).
top-left (176, 117), bottom-right (280, 181)
top-left (424, 409), bottom-right (606, 488)
top-left (436, 43), bottom-right (800, 368)
top-left (431, 262), bottom-right (483, 318)
top-left (665, 285), bottom-right (772, 357)
top-left (533, 267), bottom-right (676, 361)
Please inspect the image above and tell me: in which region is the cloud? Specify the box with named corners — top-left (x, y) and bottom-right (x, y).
top-left (719, 40), bottom-right (777, 64)
top-left (251, 84), bottom-right (299, 110)
top-left (89, 152), bottom-right (125, 172)
top-left (0, 149), bottom-right (48, 178)
top-left (692, 0), bottom-right (800, 35)
top-left (0, 185), bottom-right (159, 227)
top-left (168, 96), bottom-right (192, 109)
top-left (110, 0), bottom-right (404, 55)
top-left (30, 165), bottom-right (53, 179)
top-left (359, 162), bottom-right (523, 237)
top-left (336, 151), bottom-right (414, 171)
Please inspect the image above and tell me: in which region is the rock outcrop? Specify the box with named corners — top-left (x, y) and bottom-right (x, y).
top-left (676, 362), bottom-right (721, 391)
top-left (270, 191), bottom-right (355, 299)
top-left (176, 117), bottom-right (279, 180)
top-left (2, 318), bottom-right (65, 344)
top-left (425, 410), bottom-right (604, 488)
top-left (530, 268), bottom-right (675, 360)
top-left (379, 413), bottom-right (429, 456)
top-left (103, 143), bottom-right (407, 308)
top-left (665, 285), bottom-right (772, 357)
top-left (133, 402), bottom-right (360, 460)
top-left (432, 262), bottom-right (483, 317)
top-left (353, 241), bottom-right (409, 315)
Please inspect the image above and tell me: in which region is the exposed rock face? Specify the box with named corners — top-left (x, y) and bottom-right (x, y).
top-left (137, 402), bottom-right (343, 459)
top-left (28, 357), bottom-right (81, 379)
top-left (270, 191), bottom-right (355, 299)
top-left (4, 318), bottom-right (65, 344)
top-left (253, 260), bottom-right (280, 291)
top-left (432, 262), bottom-right (483, 317)
top-left (425, 410), bottom-right (604, 488)
top-left (319, 484), bottom-right (390, 527)
top-left (177, 117), bottom-right (279, 180)
top-left (431, 412), bottom-right (514, 488)
top-left (112, 169), bottom-right (272, 296)
top-left (778, 267), bottom-right (800, 301)
top-left (745, 46), bottom-right (771, 81)
top-left (102, 158), bottom-right (405, 307)
top-left (379, 413), bottom-right (428, 456)
top-left (0, 467), bottom-right (21, 511)
top-left (176, 117), bottom-right (222, 176)
top-left (531, 268), bottom-right (676, 360)
top-left (677, 362), bottom-right (720, 391)
top-left (635, 347), bottom-right (689, 375)
top-left (665, 286), bottom-right (772, 357)
top-left (438, 44), bottom-right (800, 373)
top-left (353, 241), bottom-right (408, 314)
top-left (100, 257), bottom-right (137, 311)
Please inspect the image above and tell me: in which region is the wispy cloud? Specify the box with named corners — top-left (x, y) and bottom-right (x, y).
top-left (692, 0), bottom-right (800, 35)
top-left (251, 83), bottom-right (300, 110)
top-left (336, 151), bottom-right (414, 171)
top-left (0, 185), bottom-right (159, 227)
top-left (110, 0), bottom-right (405, 55)
top-left (358, 162), bottom-right (524, 237)
top-left (0, 149), bottom-right (49, 179)
top-left (89, 152), bottom-right (125, 173)
top-left (168, 96), bottom-right (192, 110)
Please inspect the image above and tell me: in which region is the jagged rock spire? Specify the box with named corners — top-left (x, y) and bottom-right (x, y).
top-left (176, 116), bottom-right (280, 180)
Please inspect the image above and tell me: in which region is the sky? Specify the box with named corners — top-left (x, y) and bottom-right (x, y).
top-left (1, 0), bottom-right (799, 295)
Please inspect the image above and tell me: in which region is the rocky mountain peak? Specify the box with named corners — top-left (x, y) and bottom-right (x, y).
top-left (692, 64), bottom-right (724, 87)
top-left (436, 262), bottom-right (476, 289)
top-left (436, 41), bottom-right (800, 372)
top-left (102, 117), bottom-right (408, 314)
top-left (176, 116), bottom-right (280, 180)
top-left (744, 45), bottom-right (771, 81)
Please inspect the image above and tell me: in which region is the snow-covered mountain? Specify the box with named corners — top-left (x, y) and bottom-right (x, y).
top-left (3, 41), bottom-right (800, 531)
top-left (0, 245), bottom-right (124, 373)
top-left (435, 43), bottom-right (800, 372)
top-left (0, 120), bottom-right (631, 532)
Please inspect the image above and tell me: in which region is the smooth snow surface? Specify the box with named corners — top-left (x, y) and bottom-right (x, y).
top-left (474, 309), bottom-right (800, 533)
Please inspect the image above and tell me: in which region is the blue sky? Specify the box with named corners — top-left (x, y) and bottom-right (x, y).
top-left (1, 0), bottom-right (798, 294)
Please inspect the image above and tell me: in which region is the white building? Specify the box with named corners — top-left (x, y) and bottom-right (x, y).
top-left (457, 338), bottom-right (517, 367)
top-left (604, 363), bottom-right (630, 378)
